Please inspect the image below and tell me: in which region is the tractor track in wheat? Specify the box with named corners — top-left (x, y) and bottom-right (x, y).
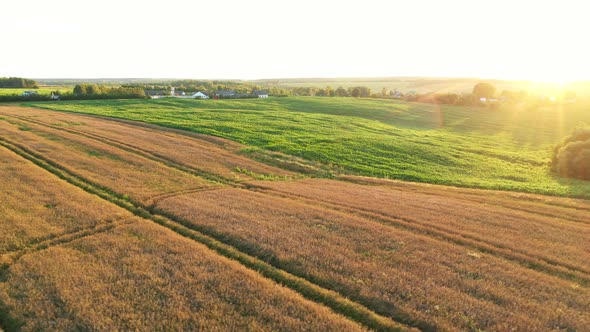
top-left (247, 182), bottom-right (590, 283)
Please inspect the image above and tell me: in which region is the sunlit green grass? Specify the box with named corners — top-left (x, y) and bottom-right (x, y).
top-left (0, 87), bottom-right (71, 96)
top-left (27, 97), bottom-right (590, 198)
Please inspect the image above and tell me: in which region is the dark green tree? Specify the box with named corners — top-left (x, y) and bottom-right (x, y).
top-left (551, 126), bottom-right (590, 180)
top-left (473, 83), bottom-right (496, 99)
top-left (326, 86), bottom-right (335, 97)
top-left (335, 87), bottom-right (348, 97)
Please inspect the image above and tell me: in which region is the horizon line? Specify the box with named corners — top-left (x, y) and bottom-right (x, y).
top-left (18, 76), bottom-right (588, 84)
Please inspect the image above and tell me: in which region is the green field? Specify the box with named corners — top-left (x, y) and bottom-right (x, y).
top-left (0, 87), bottom-right (71, 96)
top-left (26, 97), bottom-right (590, 198)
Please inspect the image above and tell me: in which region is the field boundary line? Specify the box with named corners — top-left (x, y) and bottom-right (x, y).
top-left (0, 137), bottom-right (414, 332)
top-left (247, 185), bottom-right (590, 285)
top-left (338, 177), bottom-right (590, 224)
top-left (9, 111), bottom-right (588, 227)
top-left (16, 104), bottom-right (590, 200)
top-left (6, 107), bottom-right (311, 179)
top-left (12, 108), bottom-right (590, 219)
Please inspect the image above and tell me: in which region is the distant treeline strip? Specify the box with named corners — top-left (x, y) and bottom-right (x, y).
top-left (0, 77), bottom-right (38, 88)
top-left (0, 84), bottom-right (145, 102)
top-left (72, 84), bottom-right (144, 97)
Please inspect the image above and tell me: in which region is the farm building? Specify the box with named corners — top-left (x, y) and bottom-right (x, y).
top-left (192, 91), bottom-right (209, 99)
top-left (214, 90), bottom-right (236, 98)
top-left (145, 90), bottom-right (168, 99)
top-left (175, 91), bottom-right (210, 99)
top-left (171, 87), bottom-right (187, 96)
top-left (253, 90), bottom-right (269, 98)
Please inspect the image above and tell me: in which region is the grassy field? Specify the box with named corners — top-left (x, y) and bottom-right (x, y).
top-left (27, 97), bottom-right (590, 198)
top-left (0, 86), bottom-right (70, 96)
top-left (0, 105), bottom-right (588, 331)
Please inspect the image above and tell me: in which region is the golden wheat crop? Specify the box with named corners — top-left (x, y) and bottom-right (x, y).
top-left (254, 178), bottom-right (590, 274)
top-left (157, 188), bottom-right (590, 331)
top-left (0, 147), bottom-right (129, 254)
top-left (0, 222), bottom-right (367, 331)
top-left (0, 119), bottom-right (211, 204)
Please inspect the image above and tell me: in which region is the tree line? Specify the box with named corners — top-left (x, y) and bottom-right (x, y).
top-left (0, 77), bottom-right (38, 88)
top-left (0, 84), bottom-right (145, 102)
top-left (121, 80), bottom-right (373, 98)
top-left (73, 84), bottom-right (145, 98)
top-left (123, 80), bottom-right (290, 96)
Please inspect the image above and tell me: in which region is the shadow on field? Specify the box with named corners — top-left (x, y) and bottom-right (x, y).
top-left (0, 264), bottom-right (23, 332)
top-left (279, 98), bottom-right (445, 130)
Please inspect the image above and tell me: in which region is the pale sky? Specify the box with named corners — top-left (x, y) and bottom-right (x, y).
top-left (2, 0), bottom-right (588, 81)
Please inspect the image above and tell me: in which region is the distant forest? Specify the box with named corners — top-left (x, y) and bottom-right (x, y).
top-left (0, 77), bottom-right (38, 88)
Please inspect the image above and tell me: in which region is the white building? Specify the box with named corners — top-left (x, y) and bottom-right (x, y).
top-left (253, 90), bottom-right (269, 98)
top-left (192, 91), bottom-right (209, 99)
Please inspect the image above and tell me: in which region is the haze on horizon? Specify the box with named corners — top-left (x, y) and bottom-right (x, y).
top-left (2, 0), bottom-right (588, 82)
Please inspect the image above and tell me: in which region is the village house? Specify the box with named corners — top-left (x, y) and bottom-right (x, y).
top-left (214, 90), bottom-right (236, 98)
top-left (144, 90), bottom-right (167, 99)
top-left (172, 87), bottom-right (186, 96)
top-left (192, 91), bottom-right (209, 99)
top-left (253, 90), bottom-right (269, 98)
top-left (175, 91), bottom-right (210, 99)
top-left (145, 88), bottom-right (268, 100)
